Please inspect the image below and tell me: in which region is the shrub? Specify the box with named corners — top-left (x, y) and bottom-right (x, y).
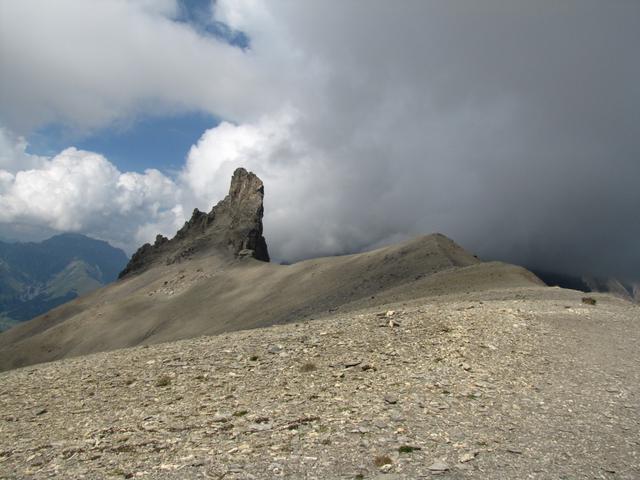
top-left (582, 297), bottom-right (597, 305)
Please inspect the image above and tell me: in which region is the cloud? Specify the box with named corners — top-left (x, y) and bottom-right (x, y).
top-left (1, 1), bottom-right (639, 282)
top-left (208, 1), bottom-right (640, 280)
top-left (0, 128), bottom-right (47, 173)
top-left (0, 145), bottom-right (181, 250)
top-left (0, 0), bottom-right (279, 134)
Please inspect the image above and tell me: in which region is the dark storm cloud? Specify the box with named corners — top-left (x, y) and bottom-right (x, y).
top-left (240, 1), bottom-right (640, 282)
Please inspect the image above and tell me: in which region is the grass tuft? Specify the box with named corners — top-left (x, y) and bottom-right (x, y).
top-left (300, 362), bottom-right (317, 372)
top-left (398, 445), bottom-right (421, 453)
top-left (373, 455), bottom-right (393, 467)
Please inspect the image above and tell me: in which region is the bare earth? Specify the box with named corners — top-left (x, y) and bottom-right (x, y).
top-left (1, 286), bottom-right (638, 479)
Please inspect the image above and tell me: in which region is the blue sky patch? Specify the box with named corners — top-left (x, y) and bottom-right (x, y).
top-left (175, 0), bottom-right (250, 50)
top-left (28, 111), bottom-right (219, 174)
top-left (23, 1), bottom-right (247, 174)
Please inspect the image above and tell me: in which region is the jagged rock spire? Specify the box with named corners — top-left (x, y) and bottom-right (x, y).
top-left (119, 168), bottom-right (269, 278)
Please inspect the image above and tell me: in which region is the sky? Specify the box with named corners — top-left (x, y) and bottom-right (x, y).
top-left (0, 0), bottom-right (639, 282)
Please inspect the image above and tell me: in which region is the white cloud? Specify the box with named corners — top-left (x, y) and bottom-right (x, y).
top-left (181, 111), bottom-right (297, 203)
top-left (0, 145), bottom-right (181, 251)
top-left (0, 128), bottom-right (47, 173)
top-left (0, 0), bottom-right (278, 133)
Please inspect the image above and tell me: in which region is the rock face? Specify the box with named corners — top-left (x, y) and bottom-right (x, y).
top-left (119, 168), bottom-right (269, 278)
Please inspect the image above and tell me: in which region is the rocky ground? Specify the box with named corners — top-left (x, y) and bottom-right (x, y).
top-left (1, 286), bottom-right (638, 479)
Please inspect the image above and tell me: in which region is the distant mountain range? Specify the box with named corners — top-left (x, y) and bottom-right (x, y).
top-left (0, 233), bottom-right (128, 330)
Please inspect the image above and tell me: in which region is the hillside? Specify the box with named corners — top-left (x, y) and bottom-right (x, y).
top-left (0, 234), bottom-right (128, 330)
top-left (0, 168), bottom-right (543, 371)
top-left (0, 286), bottom-right (638, 479)
top-left (0, 233), bottom-right (542, 371)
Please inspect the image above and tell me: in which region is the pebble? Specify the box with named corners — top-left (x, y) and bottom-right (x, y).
top-left (212, 413), bottom-right (232, 423)
top-left (384, 395), bottom-right (398, 405)
top-left (459, 452), bottom-right (476, 463)
top-left (427, 461), bottom-right (449, 472)
top-left (344, 360), bottom-right (362, 368)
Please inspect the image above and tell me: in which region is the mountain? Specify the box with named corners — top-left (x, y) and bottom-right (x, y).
top-left (533, 270), bottom-right (639, 303)
top-left (0, 168), bottom-right (543, 371)
top-left (119, 167), bottom-right (269, 278)
top-left (0, 233), bottom-right (128, 330)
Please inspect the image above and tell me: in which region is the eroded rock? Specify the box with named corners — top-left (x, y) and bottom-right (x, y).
top-left (119, 168), bottom-right (269, 278)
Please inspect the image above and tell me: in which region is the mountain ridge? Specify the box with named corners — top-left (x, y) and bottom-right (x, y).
top-left (0, 231), bottom-right (543, 371)
top-left (0, 168), bottom-right (544, 371)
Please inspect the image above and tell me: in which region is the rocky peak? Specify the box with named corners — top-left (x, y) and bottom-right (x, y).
top-left (119, 168), bottom-right (269, 279)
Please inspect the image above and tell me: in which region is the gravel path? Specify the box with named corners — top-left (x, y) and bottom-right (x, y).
top-left (1, 287), bottom-right (638, 479)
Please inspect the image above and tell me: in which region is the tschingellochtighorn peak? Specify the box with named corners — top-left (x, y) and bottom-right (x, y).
top-left (119, 168), bottom-right (269, 278)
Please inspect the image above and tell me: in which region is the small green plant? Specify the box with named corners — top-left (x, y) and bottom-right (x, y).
top-left (107, 468), bottom-right (129, 477)
top-left (300, 362), bottom-right (317, 372)
top-left (249, 355), bottom-right (259, 361)
top-left (582, 297), bottom-right (597, 305)
top-left (398, 445), bottom-right (421, 453)
top-left (373, 455), bottom-right (393, 467)
top-left (233, 410), bottom-right (248, 417)
top-left (155, 375), bottom-right (171, 387)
